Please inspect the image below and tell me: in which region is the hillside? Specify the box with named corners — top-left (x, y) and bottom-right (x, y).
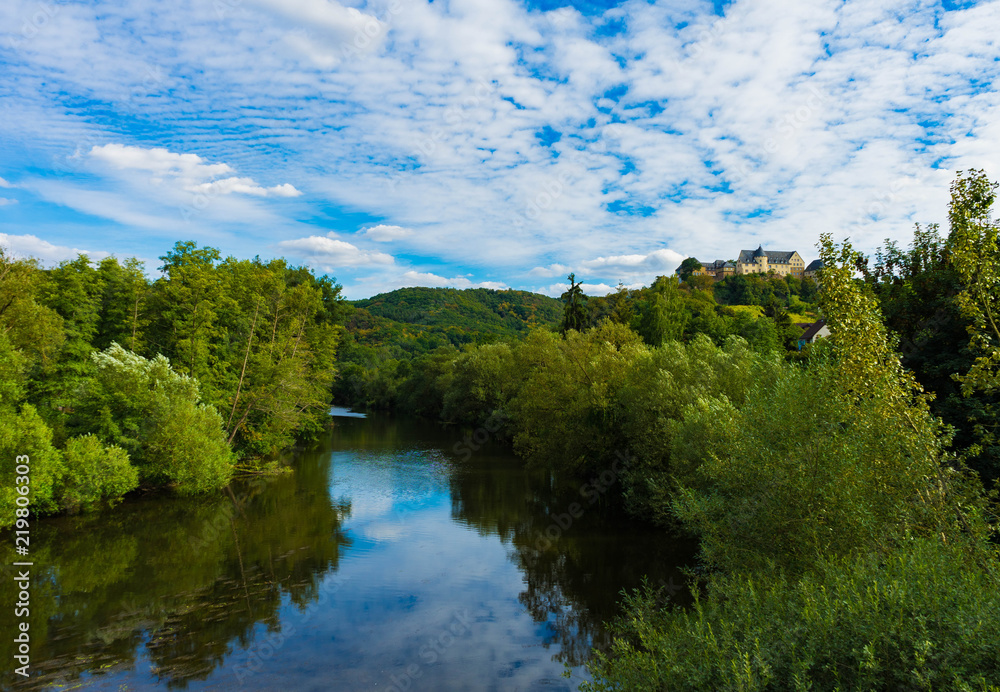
top-left (346, 287), bottom-right (562, 352)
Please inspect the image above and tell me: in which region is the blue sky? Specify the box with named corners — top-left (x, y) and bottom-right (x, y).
top-left (0, 0), bottom-right (997, 298)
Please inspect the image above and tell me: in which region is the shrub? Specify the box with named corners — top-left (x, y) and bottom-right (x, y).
top-left (58, 434), bottom-right (138, 511)
top-left (585, 537), bottom-right (1000, 692)
top-left (72, 343), bottom-right (235, 493)
top-left (0, 404), bottom-right (63, 524)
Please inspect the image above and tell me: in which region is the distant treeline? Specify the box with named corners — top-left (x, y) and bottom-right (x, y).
top-left (0, 241), bottom-right (344, 525)
top-left (333, 273), bottom-right (822, 413)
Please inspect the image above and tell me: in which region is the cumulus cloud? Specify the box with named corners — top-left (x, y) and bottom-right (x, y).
top-left (0, 233), bottom-right (109, 263)
top-left (540, 281), bottom-right (623, 297)
top-left (276, 233), bottom-right (394, 269)
top-left (248, 0), bottom-right (386, 66)
top-left (89, 144), bottom-right (300, 198)
top-left (359, 224), bottom-right (413, 242)
top-left (579, 249), bottom-right (687, 277)
top-left (189, 177), bottom-right (302, 198)
top-left (527, 263), bottom-right (571, 278)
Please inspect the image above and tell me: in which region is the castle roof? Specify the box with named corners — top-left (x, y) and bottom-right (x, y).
top-left (805, 259), bottom-right (824, 272)
top-left (738, 248), bottom-right (798, 264)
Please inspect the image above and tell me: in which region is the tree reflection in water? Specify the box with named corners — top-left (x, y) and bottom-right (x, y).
top-left (0, 415), bottom-right (694, 689)
top-left (447, 439), bottom-right (696, 667)
top-left (0, 445), bottom-right (349, 691)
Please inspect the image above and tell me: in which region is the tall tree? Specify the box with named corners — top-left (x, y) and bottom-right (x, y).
top-left (560, 273), bottom-right (588, 334)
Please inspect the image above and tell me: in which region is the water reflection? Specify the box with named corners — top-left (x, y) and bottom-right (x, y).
top-left (0, 414), bottom-right (694, 690)
top-left (0, 446), bottom-right (349, 690)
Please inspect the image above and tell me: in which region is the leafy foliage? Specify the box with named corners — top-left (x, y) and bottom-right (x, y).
top-left (0, 241), bottom-right (346, 525)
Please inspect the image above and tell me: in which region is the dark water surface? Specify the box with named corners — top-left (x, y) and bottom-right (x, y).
top-left (1, 412), bottom-right (694, 691)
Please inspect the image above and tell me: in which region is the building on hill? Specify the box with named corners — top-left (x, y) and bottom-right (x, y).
top-left (674, 259), bottom-right (737, 282)
top-left (797, 319), bottom-right (829, 350)
top-left (804, 259), bottom-right (823, 279)
top-left (736, 245), bottom-right (805, 277)
top-left (702, 259), bottom-right (736, 280)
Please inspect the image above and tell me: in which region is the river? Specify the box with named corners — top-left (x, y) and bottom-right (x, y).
top-left (0, 410), bottom-right (694, 691)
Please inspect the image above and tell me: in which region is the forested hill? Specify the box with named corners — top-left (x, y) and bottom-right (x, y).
top-left (344, 287), bottom-right (562, 353)
top-left (353, 287), bottom-right (562, 332)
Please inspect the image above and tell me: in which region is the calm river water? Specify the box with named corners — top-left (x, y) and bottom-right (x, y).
top-left (1, 410), bottom-right (694, 691)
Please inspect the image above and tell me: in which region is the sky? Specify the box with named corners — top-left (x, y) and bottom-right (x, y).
top-left (0, 0), bottom-right (997, 299)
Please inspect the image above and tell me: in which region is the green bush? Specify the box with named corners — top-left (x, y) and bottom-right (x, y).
top-left (58, 434), bottom-right (138, 511)
top-left (667, 361), bottom-right (966, 575)
top-left (0, 404), bottom-right (63, 524)
top-left (72, 343), bottom-right (235, 494)
top-left (584, 537), bottom-right (1000, 692)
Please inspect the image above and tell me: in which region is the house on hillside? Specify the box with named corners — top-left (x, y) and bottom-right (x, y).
top-left (736, 246), bottom-right (805, 278)
top-left (675, 259), bottom-right (737, 281)
top-left (797, 319), bottom-right (829, 350)
top-left (804, 259), bottom-right (824, 279)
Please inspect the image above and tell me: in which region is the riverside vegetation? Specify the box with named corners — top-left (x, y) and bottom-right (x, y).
top-left (4, 171), bottom-right (1000, 689)
top-left (0, 242), bottom-right (344, 522)
top-left (335, 171), bottom-right (1000, 690)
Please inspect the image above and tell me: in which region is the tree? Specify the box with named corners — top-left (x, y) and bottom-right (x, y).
top-left (636, 276), bottom-right (687, 346)
top-left (677, 257), bottom-right (703, 282)
top-left (948, 169), bottom-right (1000, 396)
top-left (559, 273), bottom-right (588, 334)
top-left (72, 343), bottom-right (234, 494)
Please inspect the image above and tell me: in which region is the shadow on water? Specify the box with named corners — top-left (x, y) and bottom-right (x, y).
top-left (0, 446), bottom-right (349, 690)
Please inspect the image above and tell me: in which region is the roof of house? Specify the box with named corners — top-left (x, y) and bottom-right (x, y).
top-left (799, 319), bottom-right (828, 341)
top-left (738, 248), bottom-right (798, 264)
top-left (805, 259), bottom-right (824, 272)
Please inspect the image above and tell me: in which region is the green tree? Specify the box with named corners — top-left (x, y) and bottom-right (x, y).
top-left (948, 169), bottom-right (1000, 396)
top-left (58, 434), bottom-right (137, 511)
top-left (95, 256), bottom-right (150, 353)
top-left (560, 273), bottom-right (588, 333)
top-left (677, 257), bottom-right (703, 282)
top-left (72, 343), bottom-right (234, 493)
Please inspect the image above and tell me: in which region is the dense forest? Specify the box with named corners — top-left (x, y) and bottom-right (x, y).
top-left (0, 242), bottom-right (344, 526)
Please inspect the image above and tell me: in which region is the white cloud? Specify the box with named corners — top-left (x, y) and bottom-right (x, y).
top-left (276, 233), bottom-right (395, 269)
top-left (359, 224), bottom-right (413, 242)
top-left (397, 271), bottom-right (507, 290)
top-left (0, 177), bottom-right (13, 188)
top-left (248, 0), bottom-right (386, 66)
top-left (89, 143), bottom-right (233, 181)
top-left (0, 233), bottom-right (109, 264)
top-left (527, 263), bottom-right (571, 278)
top-left (0, 198), bottom-right (17, 206)
top-left (540, 281), bottom-right (622, 297)
top-left (89, 144), bottom-right (300, 198)
top-left (579, 249), bottom-right (687, 277)
top-left (189, 177), bottom-right (302, 198)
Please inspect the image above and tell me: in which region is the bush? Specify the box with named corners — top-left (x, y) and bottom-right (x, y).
top-left (72, 343), bottom-right (235, 494)
top-left (58, 434), bottom-right (138, 511)
top-left (0, 404), bottom-right (63, 524)
top-left (585, 537), bottom-right (1000, 692)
